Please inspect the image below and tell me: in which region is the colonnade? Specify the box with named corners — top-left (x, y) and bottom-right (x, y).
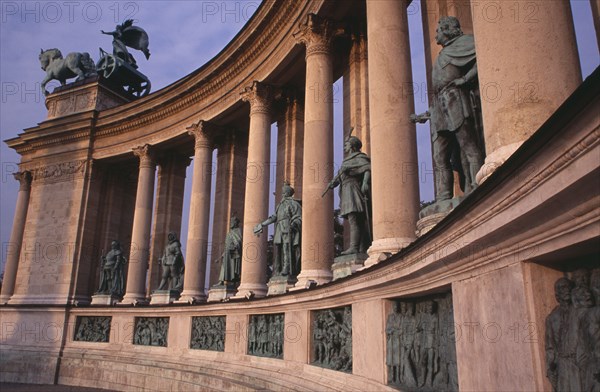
top-left (0, 0), bottom-right (589, 304)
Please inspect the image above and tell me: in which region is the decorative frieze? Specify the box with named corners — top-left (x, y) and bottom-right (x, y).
top-left (386, 294), bottom-right (457, 391)
top-left (74, 316), bottom-right (111, 343)
top-left (190, 316), bottom-right (226, 351)
top-left (31, 159), bottom-right (87, 184)
top-left (247, 313), bottom-right (284, 359)
top-left (312, 306), bottom-right (352, 373)
top-left (133, 317), bottom-right (169, 347)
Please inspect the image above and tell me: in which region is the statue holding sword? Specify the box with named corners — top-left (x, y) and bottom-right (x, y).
top-left (323, 136), bottom-right (372, 255)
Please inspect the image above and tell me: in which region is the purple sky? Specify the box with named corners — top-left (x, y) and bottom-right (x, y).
top-left (1, 1), bottom-right (598, 275)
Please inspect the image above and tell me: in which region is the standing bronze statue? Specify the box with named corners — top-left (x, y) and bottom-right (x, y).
top-left (254, 183), bottom-right (302, 277)
top-left (324, 136), bottom-right (371, 255)
top-left (217, 216), bottom-right (243, 285)
top-left (411, 16), bottom-right (484, 214)
top-left (157, 232), bottom-right (185, 292)
top-left (97, 240), bottom-right (127, 297)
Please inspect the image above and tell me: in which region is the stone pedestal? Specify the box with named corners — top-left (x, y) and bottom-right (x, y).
top-left (207, 283), bottom-right (238, 302)
top-left (267, 275), bottom-right (297, 296)
top-left (90, 294), bottom-right (119, 306)
top-left (415, 197), bottom-right (464, 236)
top-left (150, 290), bottom-right (180, 305)
top-left (415, 212), bottom-right (448, 237)
top-left (45, 76), bottom-right (130, 120)
top-left (332, 253), bottom-right (368, 280)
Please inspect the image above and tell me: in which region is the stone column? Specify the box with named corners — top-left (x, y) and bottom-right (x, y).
top-left (209, 130), bottom-right (248, 287)
top-left (235, 81), bottom-right (274, 298)
top-left (122, 145), bottom-right (156, 304)
top-left (147, 154), bottom-right (190, 295)
top-left (473, 0), bottom-right (582, 183)
top-left (275, 94), bottom-right (304, 202)
top-left (0, 171), bottom-right (32, 304)
top-left (293, 14), bottom-right (342, 287)
top-left (343, 29), bottom-right (370, 154)
top-left (179, 121), bottom-right (215, 303)
top-left (364, 0), bottom-right (420, 267)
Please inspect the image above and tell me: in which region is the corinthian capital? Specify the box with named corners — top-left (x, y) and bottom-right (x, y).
top-left (293, 13), bottom-right (345, 58)
top-left (132, 144), bottom-right (156, 168)
top-left (187, 120), bottom-right (219, 150)
top-left (241, 81), bottom-right (278, 116)
top-left (14, 171), bottom-right (32, 191)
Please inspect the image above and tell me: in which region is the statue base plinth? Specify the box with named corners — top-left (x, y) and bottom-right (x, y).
top-left (267, 275), bottom-right (297, 296)
top-left (150, 290), bottom-right (180, 305)
top-left (332, 253), bottom-right (368, 280)
top-left (90, 294), bottom-right (120, 306)
top-left (419, 197), bottom-right (463, 220)
top-left (45, 76), bottom-right (131, 120)
top-left (207, 283), bottom-right (239, 302)
top-left (416, 197), bottom-right (463, 237)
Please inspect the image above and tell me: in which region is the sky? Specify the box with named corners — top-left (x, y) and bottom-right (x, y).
top-left (0, 0), bottom-right (598, 275)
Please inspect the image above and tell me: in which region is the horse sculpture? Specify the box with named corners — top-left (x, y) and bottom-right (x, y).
top-left (39, 48), bottom-right (97, 96)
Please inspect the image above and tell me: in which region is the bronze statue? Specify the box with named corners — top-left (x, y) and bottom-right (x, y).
top-left (216, 216), bottom-right (242, 285)
top-left (254, 183), bottom-right (302, 277)
top-left (39, 48), bottom-right (97, 96)
top-left (101, 19), bottom-right (150, 68)
top-left (97, 240), bottom-right (127, 297)
top-left (324, 136), bottom-right (371, 255)
top-left (157, 232), bottom-right (184, 292)
top-left (411, 16), bottom-right (484, 213)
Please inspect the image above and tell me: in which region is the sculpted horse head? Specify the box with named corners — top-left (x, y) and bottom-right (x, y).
top-left (39, 48), bottom-right (97, 96)
top-left (39, 48), bottom-right (62, 71)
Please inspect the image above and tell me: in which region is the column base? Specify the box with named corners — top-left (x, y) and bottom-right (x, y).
top-left (332, 253), bottom-right (368, 280)
top-left (176, 290), bottom-right (207, 304)
top-left (363, 237), bottom-right (413, 269)
top-left (291, 269), bottom-right (333, 290)
top-left (0, 295), bottom-right (11, 305)
top-left (120, 293), bottom-right (149, 306)
top-left (476, 141), bottom-right (523, 185)
top-left (232, 282), bottom-right (267, 299)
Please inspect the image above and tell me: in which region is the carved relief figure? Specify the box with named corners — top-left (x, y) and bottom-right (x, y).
top-left (97, 240), bottom-right (127, 297)
top-left (386, 295), bottom-right (457, 391)
top-left (545, 267), bottom-right (600, 392)
top-left (324, 136), bottom-right (372, 254)
top-left (157, 232), bottom-right (185, 292)
top-left (134, 317), bottom-right (169, 347)
top-left (312, 307), bottom-right (353, 373)
top-left (254, 183), bottom-right (302, 278)
top-left (190, 316), bottom-right (225, 351)
top-left (247, 314), bottom-right (284, 358)
top-left (217, 216), bottom-right (242, 285)
top-left (411, 16), bottom-right (484, 215)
